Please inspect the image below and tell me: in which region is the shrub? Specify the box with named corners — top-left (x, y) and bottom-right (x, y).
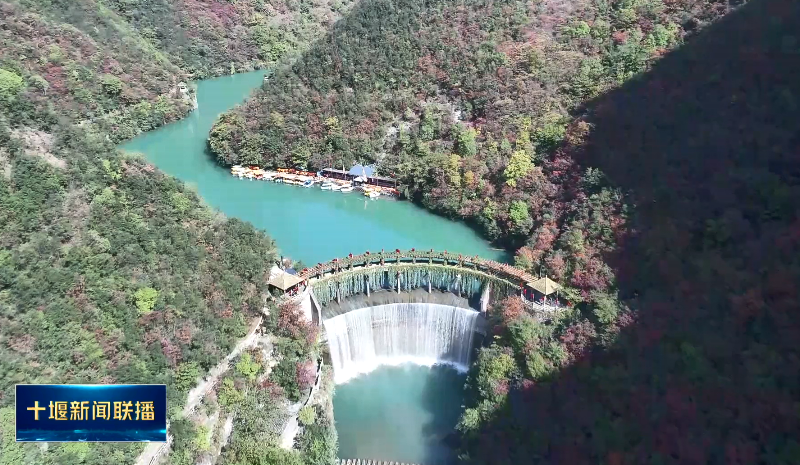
top-left (0, 69), bottom-right (23, 102)
top-left (174, 362), bottom-right (200, 392)
top-left (236, 352), bottom-right (261, 381)
top-left (298, 405), bottom-right (316, 426)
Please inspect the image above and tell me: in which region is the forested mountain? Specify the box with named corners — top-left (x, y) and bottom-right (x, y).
top-left (3, 0), bottom-right (354, 141)
top-left (0, 0), bottom-right (345, 463)
top-left (210, 0), bottom-right (800, 463)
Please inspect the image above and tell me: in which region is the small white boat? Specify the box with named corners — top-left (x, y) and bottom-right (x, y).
top-left (340, 186), bottom-right (354, 193)
top-left (302, 180), bottom-right (314, 188)
top-left (330, 183), bottom-right (343, 191)
top-left (320, 183), bottom-right (334, 190)
top-left (364, 190), bottom-right (380, 199)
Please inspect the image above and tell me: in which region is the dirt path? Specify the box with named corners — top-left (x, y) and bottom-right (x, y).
top-left (134, 317), bottom-right (263, 465)
top-left (183, 317), bottom-right (263, 417)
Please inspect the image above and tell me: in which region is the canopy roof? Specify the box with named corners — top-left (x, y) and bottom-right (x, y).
top-left (349, 164), bottom-right (376, 177)
top-left (529, 276), bottom-right (562, 295)
top-left (268, 271), bottom-right (303, 291)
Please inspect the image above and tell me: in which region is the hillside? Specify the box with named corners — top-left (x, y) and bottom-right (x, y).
top-left (208, 0), bottom-right (731, 296)
top-left (209, 0), bottom-right (800, 463)
top-left (3, 0), bottom-right (354, 141)
top-left (457, 1), bottom-right (800, 463)
top-left (0, 0), bottom-right (342, 464)
top-left (207, 0), bottom-right (736, 348)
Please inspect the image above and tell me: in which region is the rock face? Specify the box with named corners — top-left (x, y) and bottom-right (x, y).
top-left (10, 128), bottom-right (65, 169)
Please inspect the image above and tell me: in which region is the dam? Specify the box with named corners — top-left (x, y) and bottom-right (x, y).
top-left (323, 301), bottom-right (479, 383)
top-left (272, 249), bottom-right (546, 464)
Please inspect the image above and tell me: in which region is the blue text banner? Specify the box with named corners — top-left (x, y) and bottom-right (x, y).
top-left (16, 384), bottom-right (167, 442)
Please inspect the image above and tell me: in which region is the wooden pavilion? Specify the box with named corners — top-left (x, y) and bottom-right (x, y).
top-left (528, 276), bottom-right (562, 301)
top-left (268, 270), bottom-right (304, 295)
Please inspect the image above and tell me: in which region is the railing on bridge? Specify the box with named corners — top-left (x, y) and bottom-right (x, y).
top-left (338, 460), bottom-right (421, 465)
top-left (298, 249), bottom-right (535, 288)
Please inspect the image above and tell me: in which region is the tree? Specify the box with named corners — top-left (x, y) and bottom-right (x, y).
top-left (209, 113), bottom-right (248, 165)
top-left (509, 201), bottom-right (531, 230)
top-left (101, 75), bottom-right (123, 96)
top-left (454, 124), bottom-right (478, 157)
top-left (298, 405), bottom-right (316, 426)
top-left (504, 150), bottom-right (532, 187)
top-left (0, 69), bottom-right (23, 102)
top-left (194, 425), bottom-right (210, 451)
top-left (236, 352), bottom-right (261, 381)
top-left (134, 287), bottom-right (158, 314)
top-left (29, 75), bottom-right (49, 95)
top-left (174, 362), bottom-right (200, 392)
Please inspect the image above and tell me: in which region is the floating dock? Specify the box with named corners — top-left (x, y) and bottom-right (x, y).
top-left (230, 165), bottom-right (400, 198)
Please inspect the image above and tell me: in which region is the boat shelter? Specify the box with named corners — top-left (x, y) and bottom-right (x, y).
top-left (320, 168), bottom-right (350, 181)
top-left (527, 276), bottom-right (562, 301)
top-left (268, 270), bottom-right (304, 295)
top-left (321, 164), bottom-right (396, 188)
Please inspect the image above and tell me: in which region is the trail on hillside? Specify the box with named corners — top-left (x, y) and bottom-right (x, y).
top-left (135, 317), bottom-right (264, 465)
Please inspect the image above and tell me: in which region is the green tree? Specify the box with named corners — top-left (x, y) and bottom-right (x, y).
top-left (209, 113), bottom-right (248, 164)
top-left (504, 150), bottom-right (532, 187)
top-left (0, 408), bottom-right (27, 465)
top-left (29, 75), bottom-right (49, 94)
top-left (454, 125), bottom-right (478, 157)
top-left (525, 350), bottom-right (555, 379)
top-left (509, 201), bottom-right (530, 227)
top-left (532, 113), bottom-right (568, 152)
top-left (591, 291), bottom-right (621, 325)
top-left (0, 69), bottom-right (24, 102)
top-left (101, 74), bottom-right (123, 96)
top-left (298, 405), bottom-right (316, 426)
top-left (446, 154), bottom-right (462, 187)
top-left (174, 362), bottom-right (200, 392)
top-left (219, 377), bottom-right (245, 407)
top-left (134, 287), bottom-right (158, 314)
top-left (194, 425), bottom-right (210, 451)
top-left (236, 352), bottom-right (261, 381)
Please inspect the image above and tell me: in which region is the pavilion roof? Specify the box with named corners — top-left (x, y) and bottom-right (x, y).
top-left (529, 276), bottom-right (562, 295)
top-left (268, 271), bottom-right (303, 291)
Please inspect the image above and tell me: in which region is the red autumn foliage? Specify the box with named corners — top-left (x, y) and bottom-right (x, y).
top-left (497, 296), bottom-right (525, 325)
top-left (160, 337), bottom-right (182, 367)
top-left (560, 320), bottom-right (596, 362)
top-left (295, 360), bottom-right (316, 391)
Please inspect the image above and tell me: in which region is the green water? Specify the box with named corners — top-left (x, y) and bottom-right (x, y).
top-left (121, 70), bottom-right (493, 464)
top-left (333, 364), bottom-right (465, 465)
top-left (120, 70), bottom-right (505, 266)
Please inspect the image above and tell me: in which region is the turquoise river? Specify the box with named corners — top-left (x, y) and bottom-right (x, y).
top-left (121, 70), bottom-right (502, 465)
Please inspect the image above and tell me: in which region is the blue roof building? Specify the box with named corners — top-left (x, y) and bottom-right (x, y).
top-left (348, 164), bottom-right (376, 177)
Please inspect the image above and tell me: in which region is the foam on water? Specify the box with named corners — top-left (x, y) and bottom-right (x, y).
top-left (323, 303), bottom-right (479, 384)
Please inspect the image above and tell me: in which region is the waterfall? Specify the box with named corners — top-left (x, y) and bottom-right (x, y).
top-left (323, 303), bottom-right (479, 384)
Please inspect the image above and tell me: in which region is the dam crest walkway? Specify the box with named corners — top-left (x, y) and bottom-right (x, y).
top-left (298, 249), bottom-right (536, 288)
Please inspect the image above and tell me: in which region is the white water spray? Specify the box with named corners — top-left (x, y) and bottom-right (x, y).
top-left (323, 303), bottom-right (479, 384)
